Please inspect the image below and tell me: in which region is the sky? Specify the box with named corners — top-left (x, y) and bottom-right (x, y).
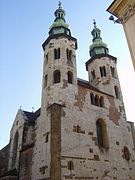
top-left (0, 0), bottom-right (135, 149)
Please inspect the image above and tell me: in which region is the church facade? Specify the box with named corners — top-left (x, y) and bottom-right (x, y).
top-left (0, 3), bottom-right (135, 180)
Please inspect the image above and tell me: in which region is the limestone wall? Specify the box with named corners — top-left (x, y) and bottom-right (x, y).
top-left (60, 85), bottom-right (135, 179)
top-left (123, 13), bottom-right (135, 69)
top-left (8, 109), bottom-right (25, 171)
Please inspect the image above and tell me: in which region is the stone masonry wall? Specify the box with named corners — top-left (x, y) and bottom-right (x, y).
top-left (60, 84), bottom-right (135, 179)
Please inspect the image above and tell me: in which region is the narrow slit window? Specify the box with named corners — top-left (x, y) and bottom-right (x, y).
top-left (91, 70), bottom-right (95, 79)
top-left (68, 71), bottom-right (73, 84)
top-left (103, 66), bottom-right (106, 76)
top-left (45, 53), bottom-right (48, 64)
top-left (100, 96), bottom-right (104, 107)
top-left (54, 70), bottom-right (61, 83)
top-left (54, 48), bottom-right (60, 59)
top-left (114, 86), bottom-right (120, 99)
top-left (110, 66), bottom-right (115, 77)
top-left (95, 95), bottom-right (100, 106)
top-left (90, 93), bottom-right (95, 105)
top-left (100, 66), bottom-right (106, 77)
top-left (45, 133), bottom-right (49, 143)
top-left (44, 75), bottom-right (48, 88)
top-left (100, 67), bottom-right (103, 77)
top-left (67, 49), bottom-right (72, 64)
top-left (67, 161), bottom-right (74, 170)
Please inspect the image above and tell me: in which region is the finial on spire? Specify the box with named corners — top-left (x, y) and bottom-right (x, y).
top-left (58, 1), bottom-right (62, 8)
top-left (93, 19), bottom-right (97, 27)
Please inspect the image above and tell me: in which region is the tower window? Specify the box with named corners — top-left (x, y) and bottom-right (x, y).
top-left (95, 94), bottom-right (100, 106)
top-left (90, 93), bottom-right (104, 108)
top-left (123, 146), bottom-right (130, 161)
top-left (100, 66), bottom-right (106, 77)
top-left (44, 75), bottom-right (48, 88)
top-left (96, 119), bottom-right (109, 149)
top-left (68, 71), bottom-right (73, 84)
top-left (54, 70), bottom-right (61, 83)
top-left (45, 53), bottom-right (48, 64)
top-left (58, 13), bottom-right (60, 18)
top-left (114, 86), bottom-right (120, 99)
top-left (96, 32), bottom-right (98, 37)
top-left (54, 48), bottom-right (60, 59)
top-left (110, 66), bottom-right (115, 77)
top-left (91, 70), bottom-right (95, 80)
top-left (66, 49), bottom-right (72, 64)
top-left (90, 93), bottom-right (95, 105)
top-left (67, 161), bottom-right (74, 170)
top-left (99, 96), bottom-right (104, 107)
top-left (45, 132), bottom-right (49, 143)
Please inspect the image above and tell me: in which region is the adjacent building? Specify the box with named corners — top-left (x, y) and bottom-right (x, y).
top-left (107, 0), bottom-right (135, 70)
top-left (0, 3), bottom-right (135, 180)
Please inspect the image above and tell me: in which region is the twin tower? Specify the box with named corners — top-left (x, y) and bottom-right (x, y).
top-left (41, 3), bottom-right (120, 108)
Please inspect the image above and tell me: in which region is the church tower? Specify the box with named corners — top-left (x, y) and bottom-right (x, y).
top-left (86, 21), bottom-right (122, 100)
top-left (41, 2), bottom-right (78, 109)
top-left (32, 3), bottom-right (78, 180)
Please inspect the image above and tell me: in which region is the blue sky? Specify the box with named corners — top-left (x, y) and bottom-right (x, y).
top-left (1, 0), bottom-right (135, 149)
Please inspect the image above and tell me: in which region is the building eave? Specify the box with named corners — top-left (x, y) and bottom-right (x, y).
top-left (42, 33), bottom-right (77, 50)
top-left (77, 78), bottom-right (114, 97)
top-left (107, 0), bottom-right (130, 18)
top-left (85, 54), bottom-right (117, 71)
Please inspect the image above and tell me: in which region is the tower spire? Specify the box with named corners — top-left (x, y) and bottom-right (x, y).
top-left (49, 2), bottom-right (71, 36)
top-left (89, 21), bottom-right (109, 57)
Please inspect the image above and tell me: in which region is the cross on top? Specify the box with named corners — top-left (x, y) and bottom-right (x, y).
top-left (58, 1), bottom-right (62, 8)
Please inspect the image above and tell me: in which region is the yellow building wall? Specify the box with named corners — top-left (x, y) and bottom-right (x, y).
top-left (107, 0), bottom-right (135, 70)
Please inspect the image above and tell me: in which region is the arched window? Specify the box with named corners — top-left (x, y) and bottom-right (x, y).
top-left (54, 70), bottom-right (61, 83)
top-left (114, 86), bottom-right (120, 99)
top-left (68, 71), bottom-right (73, 84)
top-left (45, 53), bottom-right (48, 64)
top-left (91, 70), bottom-right (95, 80)
top-left (110, 66), bottom-right (115, 77)
top-left (58, 13), bottom-right (60, 18)
top-left (67, 161), bottom-right (74, 170)
top-left (100, 96), bottom-right (104, 107)
top-left (100, 66), bottom-right (106, 77)
top-left (103, 66), bottom-right (106, 76)
top-left (44, 75), bottom-right (48, 88)
top-left (45, 132), bottom-right (49, 143)
top-left (90, 93), bottom-right (95, 105)
top-left (66, 49), bottom-right (72, 61)
top-left (95, 95), bottom-right (100, 106)
top-left (54, 48), bottom-right (60, 59)
top-left (96, 119), bottom-right (109, 149)
top-left (123, 146), bottom-right (130, 161)
top-left (12, 131), bottom-right (19, 168)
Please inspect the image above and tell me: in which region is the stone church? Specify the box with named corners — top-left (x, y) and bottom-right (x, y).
top-left (0, 3), bottom-right (135, 180)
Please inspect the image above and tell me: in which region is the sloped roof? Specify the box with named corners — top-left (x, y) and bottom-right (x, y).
top-left (77, 78), bottom-right (113, 97)
top-left (23, 108), bottom-right (40, 124)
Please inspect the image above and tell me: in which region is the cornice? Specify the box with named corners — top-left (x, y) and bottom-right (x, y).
top-left (107, 0), bottom-right (135, 24)
top-left (120, 1), bottom-right (135, 23)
